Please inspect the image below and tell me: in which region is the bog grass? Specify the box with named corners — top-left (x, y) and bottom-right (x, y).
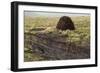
top-left (24, 16), bottom-right (90, 62)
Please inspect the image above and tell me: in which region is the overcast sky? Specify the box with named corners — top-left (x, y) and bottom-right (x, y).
top-left (24, 11), bottom-right (90, 17)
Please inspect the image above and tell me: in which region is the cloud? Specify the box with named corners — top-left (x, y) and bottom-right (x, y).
top-left (24, 11), bottom-right (90, 17)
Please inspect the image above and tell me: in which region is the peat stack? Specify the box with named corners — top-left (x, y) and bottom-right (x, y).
top-left (56, 16), bottom-right (75, 31)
